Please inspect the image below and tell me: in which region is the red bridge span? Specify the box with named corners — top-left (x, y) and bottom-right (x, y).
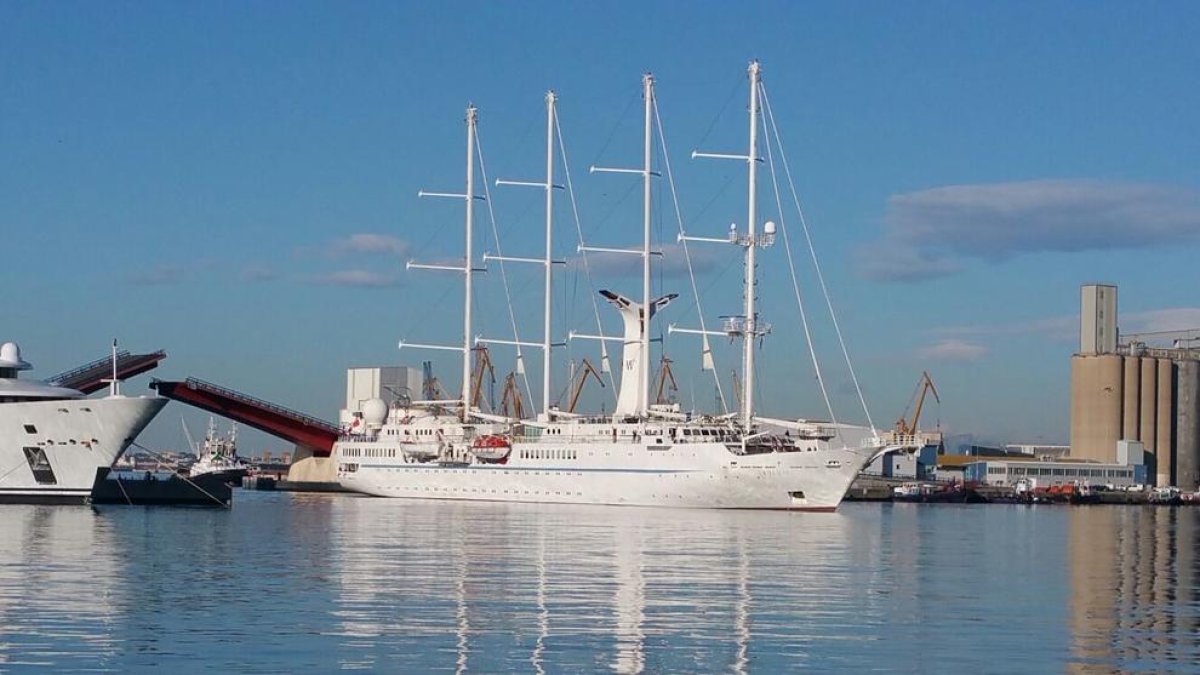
top-left (150, 378), bottom-right (340, 456)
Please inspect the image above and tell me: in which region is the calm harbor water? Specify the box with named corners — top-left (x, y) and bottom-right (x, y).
top-left (1, 494), bottom-right (1197, 673)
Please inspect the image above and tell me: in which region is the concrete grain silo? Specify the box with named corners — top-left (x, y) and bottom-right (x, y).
top-left (1176, 360), bottom-right (1200, 491)
top-left (1139, 357), bottom-right (1158, 464)
top-left (1122, 356), bottom-right (1141, 441)
top-left (1156, 358), bottom-right (1174, 487)
top-left (1070, 354), bottom-right (1125, 463)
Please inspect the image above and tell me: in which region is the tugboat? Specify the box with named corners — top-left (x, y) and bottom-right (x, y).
top-left (893, 482), bottom-right (988, 504)
top-left (186, 418), bottom-right (250, 485)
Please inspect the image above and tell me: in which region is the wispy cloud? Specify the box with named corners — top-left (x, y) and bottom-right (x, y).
top-left (128, 264), bottom-right (188, 286)
top-left (1124, 308), bottom-right (1200, 336)
top-left (858, 180), bottom-right (1200, 282)
top-left (330, 233), bottom-right (409, 258)
top-left (932, 307), bottom-right (1200, 345)
top-left (936, 315), bottom-right (1078, 342)
top-left (314, 269), bottom-right (403, 288)
top-left (918, 339), bottom-right (987, 362)
top-left (239, 265), bottom-right (278, 282)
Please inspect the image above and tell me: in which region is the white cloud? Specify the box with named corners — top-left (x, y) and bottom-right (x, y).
top-left (917, 339), bottom-right (987, 362)
top-left (330, 233), bottom-right (409, 257)
top-left (314, 270), bottom-right (403, 288)
top-left (858, 180), bottom-right (1200, 282)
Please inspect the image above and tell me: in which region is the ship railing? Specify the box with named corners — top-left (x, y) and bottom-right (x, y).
top-left (46, 350), bottom-right (133, 385)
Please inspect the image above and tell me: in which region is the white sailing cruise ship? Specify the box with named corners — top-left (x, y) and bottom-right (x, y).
top-left (336, 62), bottom-right (907, 510)
top-left (0, 341), bottom-right (167, 504)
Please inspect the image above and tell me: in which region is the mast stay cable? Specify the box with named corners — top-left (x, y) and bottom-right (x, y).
top-left (759, 82), bottom-right (875, 431)
top-left (554, 114), bottom-right (618, 396)
top-left (473, 129), bottom-right (535, 411)
top-left (651, 96), bottom-right (729, 415)
top-left (757, 92), bottom-right (839, 434)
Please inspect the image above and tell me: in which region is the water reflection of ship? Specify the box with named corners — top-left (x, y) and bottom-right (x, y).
top-left (1068, 507), bottom-right (1198, 672)
top-left (0, 506), bottom-right (120, 665)
top-left (330, 501), bottom-right (872, 672)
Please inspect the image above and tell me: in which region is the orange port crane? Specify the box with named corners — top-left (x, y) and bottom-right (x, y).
top-left (564, 359), bottom-right (605, 413)
top-left (653, 357), bottom-right (678, 405)
top-left (895, 371), bottom-right (940, 435)
top-left (499, 372), bottom-right (525, 419)
top-left (469, 345), bottom-right (495, 411)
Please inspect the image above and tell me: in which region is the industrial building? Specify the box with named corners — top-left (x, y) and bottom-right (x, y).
top-left (1070, 284), bottom-right (1200, 489)
top-left (965, 441), bottom-right (1148, 488)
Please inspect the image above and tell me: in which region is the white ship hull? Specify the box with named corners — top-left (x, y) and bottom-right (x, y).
top-left (0, 396), bottom-right (167, 504)
top-left (338, 436), bottom-right (878, 511)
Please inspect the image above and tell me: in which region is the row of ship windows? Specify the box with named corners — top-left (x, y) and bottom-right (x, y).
top-left (380, 486), bottom-right (727, 502)
top-left (387, 486), bottom-right (586, 497)
top-left (341, 448), bottom-right (395, 458)
top-left (520, 449), bottom-right (578, 460)
top-left (385, 468), bottom-right (588, 477)
top-left (539, 428), bottom-right (731, 438)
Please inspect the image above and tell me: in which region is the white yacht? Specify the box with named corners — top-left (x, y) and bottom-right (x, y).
top-left (336, 62), bottom-right (908, 510)
top-left (0, 341), bottom-right (167, 504)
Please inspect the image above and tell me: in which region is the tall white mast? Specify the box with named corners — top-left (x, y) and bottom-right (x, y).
top-left (542, 92), bottom-right (557, 418)
top-left (582, 73), bottom-right (659, 418)
top-left (640, 73), bottom-right (654, 417)
top-left (673, 61), bottom-right (772, 428)
top-left (484, 92), bottom-right (564, 420)
top-left (742, 61), bottom-right (761, 427)
top-left (404, 104), bottom-right (482, 418)
top-left (463, 105), bottom-right (478, 419)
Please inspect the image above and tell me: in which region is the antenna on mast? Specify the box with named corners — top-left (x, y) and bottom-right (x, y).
top-left (669, 60), bottom-right (775, 429)
top-left (101, 338), bottom-right (121, 396)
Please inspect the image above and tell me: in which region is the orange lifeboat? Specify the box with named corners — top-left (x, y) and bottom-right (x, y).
top-left (471, 434), bottom-right (512, 463)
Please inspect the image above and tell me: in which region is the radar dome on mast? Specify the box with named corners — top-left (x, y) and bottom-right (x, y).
top-left (0, 342), bottom-right (32, 371)
top-left (362, 398), bottom-right (388, 428)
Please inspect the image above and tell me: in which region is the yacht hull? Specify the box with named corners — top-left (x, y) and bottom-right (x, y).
top-left (0, 397), bottom-right (167, 504)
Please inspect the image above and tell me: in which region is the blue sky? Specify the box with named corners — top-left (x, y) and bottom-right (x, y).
top-left (3, 1), bottom-right (1199, 452)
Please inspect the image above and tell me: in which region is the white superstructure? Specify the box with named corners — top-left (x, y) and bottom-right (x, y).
top-left (336, 62), bottom-right (904, 510)
top-left (0, 341), bottom-right (166, 504)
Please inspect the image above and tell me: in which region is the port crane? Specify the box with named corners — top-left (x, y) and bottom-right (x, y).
top-left (562, 358), bottom-right (605, 414)
top-left (653, 357), bottom-right (678, 405)
top-left (895, 371), bottom-right (939, 435)
top-left (499, 372), bottom-right (525, 419)
top-left (469, 345), bottom-right (496, 411)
